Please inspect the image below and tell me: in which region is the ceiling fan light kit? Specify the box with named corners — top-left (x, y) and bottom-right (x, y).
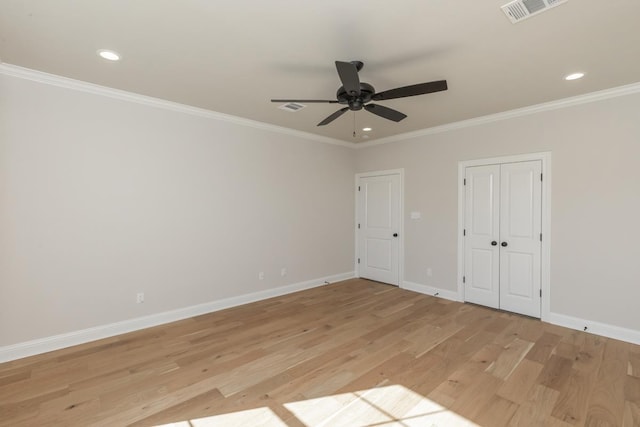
top-left (272, 60), bottom-right (448, 127)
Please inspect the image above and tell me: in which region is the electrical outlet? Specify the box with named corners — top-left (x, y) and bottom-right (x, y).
top-left (281, 267), bottom-right (287, 277)
top-left (136, 292), bottom-right (144, 304)
top-left (258, 272), bottom-right (264, 280)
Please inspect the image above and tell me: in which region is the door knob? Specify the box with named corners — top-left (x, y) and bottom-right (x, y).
top-left (491, 241), bottom-right (497, 246)
top-left (393, 233), bottom-right (398, 237)
top-left (501, 242), bottom-right (508, 247)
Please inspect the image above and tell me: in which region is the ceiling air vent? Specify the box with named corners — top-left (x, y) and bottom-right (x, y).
top-left (278, 102), bottom-right (306, 112)
top-left (501, 0), bottom-right (568, 23)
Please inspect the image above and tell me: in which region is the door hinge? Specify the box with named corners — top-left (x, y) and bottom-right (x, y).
top-left (464, 178), bottom-right (466, 186)
top-left (463, 276), bottom-right (466, 283)
top-left (540, 233), bottom-right (542, 242)
top-left (358, 186), bottom-right (361, 191)
top-left (358, 258), bottom-right (360, 264)
top-left (541, 173), bottom-right (543, 181)
top-left (358, 223), bottom-right (360, 229)
top-left (463, 229), bottom-right (466, 236)
top-left (540, 289), bottom-right (542, 297)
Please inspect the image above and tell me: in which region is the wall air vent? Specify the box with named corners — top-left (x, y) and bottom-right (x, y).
top-left (501, 0), bottom-right (568, 23)
top-left (278, 102), bottom-right (306, 112)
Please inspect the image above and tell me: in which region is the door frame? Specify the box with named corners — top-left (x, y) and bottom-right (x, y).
top-left (457, 152), bottom-right (551, 321)
top-left (355, 169), bottom-right (404, 287)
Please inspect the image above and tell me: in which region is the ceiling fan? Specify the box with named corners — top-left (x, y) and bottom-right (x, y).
top-left (272, 60), bottom-right (448, 126)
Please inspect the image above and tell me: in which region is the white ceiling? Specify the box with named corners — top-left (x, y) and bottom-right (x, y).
top-left (1, 0), bottom-right (639, 143)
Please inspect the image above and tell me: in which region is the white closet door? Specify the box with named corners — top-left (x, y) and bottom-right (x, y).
top-left (499, 161), bottom-right (542, 317)
top-left (358, 174), bottom-right (400, 285)
top-left (464, 165), bottom-right (500, 309)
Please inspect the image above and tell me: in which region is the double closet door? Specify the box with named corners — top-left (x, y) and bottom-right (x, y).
top-left (464, 160), bottom-right (542, 318)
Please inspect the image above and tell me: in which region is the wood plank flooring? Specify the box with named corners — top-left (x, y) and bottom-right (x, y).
top-left (1, 278), bottom-right (639, 426)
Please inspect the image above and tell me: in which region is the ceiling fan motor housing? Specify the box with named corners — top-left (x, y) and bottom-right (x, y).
top-left (337, 82), bottom-right (375, 110)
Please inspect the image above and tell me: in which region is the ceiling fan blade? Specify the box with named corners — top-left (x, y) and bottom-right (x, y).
top-left (364, 104), bottom-right (407, 122)
top-left (317, 107), bottom-right (350, 126)
top-left (271, 99), bottom-right (338, 103)
top-left (335, 61), bottom-right (361, 96)
top-left (372, 80), bottom-right (448, 101)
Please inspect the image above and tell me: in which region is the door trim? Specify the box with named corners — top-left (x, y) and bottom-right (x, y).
top-left (355, 169), bottom-right (404, 287)
top-left (457, 152), bottom-right (551, 321)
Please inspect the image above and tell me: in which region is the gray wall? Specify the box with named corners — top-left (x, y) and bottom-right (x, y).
top-left (0, 74), bottom-right (355, 346)
top-left (2, 68), bottom-right (639, 349)
top-left (355, 93), bottom-right (640, 332)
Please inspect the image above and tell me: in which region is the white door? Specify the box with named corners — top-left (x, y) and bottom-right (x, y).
top-left (358, 174), bottom-right (400, 286)
top-left (499, 161), bottom-right (542, 317)
top-left (464, 161), bottom-right (542, 317)
top-left (464, 165), bottom-right (500, 309)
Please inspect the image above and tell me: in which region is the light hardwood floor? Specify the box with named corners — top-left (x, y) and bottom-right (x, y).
top-left (1, 279), bottom-right (639, 426)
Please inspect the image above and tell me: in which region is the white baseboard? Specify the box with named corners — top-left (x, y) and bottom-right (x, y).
top-left (547, 312), bottom-right (640, 346)
top-left (6, 273), bottom-right (637, 364)
top-left (402, 281), bottom-right (460, 302)
top-left (402, 282), bottom-right (640, 346)
top-left (0, 271), bottom-right (355, 363)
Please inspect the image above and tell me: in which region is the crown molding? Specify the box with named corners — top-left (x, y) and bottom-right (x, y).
top-left (356, 81), bottom-right (640, 149)
top-left (4, 63), bottom-right (639, 150)
top-left (0, 63), bottom-right (354, 149)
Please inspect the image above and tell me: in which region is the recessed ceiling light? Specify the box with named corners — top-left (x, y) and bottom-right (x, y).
top-left (97, 49), bottom-right (121, 61)
top-left (565, 72), bottom-right (585, 81)
top-left (362, 127), bottom-right (372, 132)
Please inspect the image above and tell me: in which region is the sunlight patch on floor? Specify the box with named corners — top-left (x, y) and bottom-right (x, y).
top-left (155, 406), bottom-right (287, 427)
top-left (155, 384), bottom-right (477, 427)
top-left (285, 384), bottom-right (479, 427)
